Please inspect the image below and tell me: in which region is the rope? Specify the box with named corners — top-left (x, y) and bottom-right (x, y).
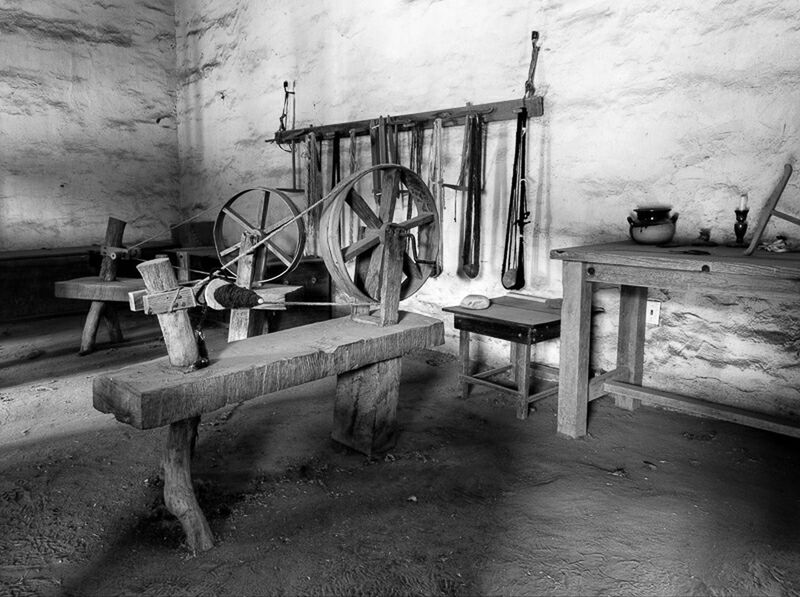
top-left (127, 203), bottom-right (221, 250)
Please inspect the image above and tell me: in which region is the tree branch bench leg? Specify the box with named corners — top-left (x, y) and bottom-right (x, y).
top-left (163, 416), bottom-right (214, 553)
top-left (332, 357), bottom-right (401, 456)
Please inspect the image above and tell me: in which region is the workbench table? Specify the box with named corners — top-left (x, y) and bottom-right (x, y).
top-left (551, 241), bottom-right (800, 439)
top-left (443, 295), bottom-right (560, 419)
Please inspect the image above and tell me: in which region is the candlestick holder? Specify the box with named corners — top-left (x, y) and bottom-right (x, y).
top-left (733, 208), bottom-right (749, 246)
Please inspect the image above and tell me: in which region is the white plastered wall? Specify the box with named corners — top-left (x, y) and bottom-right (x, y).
top-left (0, 1), bottom-right (180, 250)
top-left (174, 0), bottom-right (800, 420)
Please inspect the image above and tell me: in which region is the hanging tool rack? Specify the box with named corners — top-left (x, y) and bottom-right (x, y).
top-left (270, 97), bottom-right (543, 144)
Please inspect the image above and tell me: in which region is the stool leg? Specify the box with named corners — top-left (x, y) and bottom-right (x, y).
top-left (459, 329), bottom-right (471, 400)
top-left (513, 340), bottom-right (532, 420)
top-left (79, 301), bottom-right (105, 356)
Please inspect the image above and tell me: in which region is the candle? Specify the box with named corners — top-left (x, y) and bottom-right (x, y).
top-left (739, 193), bottom-right (748, 211)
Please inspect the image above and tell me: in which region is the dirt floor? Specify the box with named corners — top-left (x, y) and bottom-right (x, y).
top-left (1, 310), bottom-right (799, 597)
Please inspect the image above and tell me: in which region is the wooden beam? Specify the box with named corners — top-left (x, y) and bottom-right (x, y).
top-left (136, 258), bottom-right (199, 367)
top-left (93, 311), bottom-right (444, 430)
top-left (56, 277), bottom-right (145, 302)
top-left (272, 97), bottom-right (544, 144)
top-left (604, 380), bottom-right (800, 439)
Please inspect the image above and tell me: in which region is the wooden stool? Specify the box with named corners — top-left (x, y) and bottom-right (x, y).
top-left (443, 295), bottom-right (561, 419)
top-left (53, 218), bottom-right (145, 355)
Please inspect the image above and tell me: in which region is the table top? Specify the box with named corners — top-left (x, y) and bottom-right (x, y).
top-left (443, 295), bottom-right (561, 329)
top-left (551, 241), bottom-right (800, 280)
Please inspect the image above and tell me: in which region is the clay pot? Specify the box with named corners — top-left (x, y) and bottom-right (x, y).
top-left (627, 206), bottom-right (679, 245)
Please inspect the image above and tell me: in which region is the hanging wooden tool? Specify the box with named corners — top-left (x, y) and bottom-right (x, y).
top-left (460, 113), bottom-right (484, 278)
top-left (501, 30), bottom-right (540, 289)
top-left (501, 109), bottom-right (529, 289)
top-left (427, 118), bottom-right (444, 276)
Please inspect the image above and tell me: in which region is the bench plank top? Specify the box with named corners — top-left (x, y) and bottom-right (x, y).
top-left (55, 276), bottom-right (146, 302)
top-left (93, 311), bottom-right (444, 429)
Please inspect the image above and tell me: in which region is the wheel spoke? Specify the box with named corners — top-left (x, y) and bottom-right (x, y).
top-left (223, 206), bottom-right (259, 234)
top-left (341, 229), bottom-right (381, 262)
top-left (397, 212), bottom-right (435, 231)
top-left (265, 239), bottom-right (293, 267)
top-left (259, 190), bottom-right (271, 230)
top-left (219, 241), bottom-right (241, 258)
top-left (345, 189), bottom-right (382, 229)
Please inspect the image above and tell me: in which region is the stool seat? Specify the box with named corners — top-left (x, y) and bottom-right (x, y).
top-left (443, 295), bottom-right (561, 419)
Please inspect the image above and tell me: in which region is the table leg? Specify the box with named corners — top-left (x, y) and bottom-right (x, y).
top-left (557, 261), bottom-right (593, 438)
top-left (459, 329), bottom-right (471, 400)
top-left (615, 284), bottom-right (648, 410)
top-left (512, 340), bottom-right (532, 420)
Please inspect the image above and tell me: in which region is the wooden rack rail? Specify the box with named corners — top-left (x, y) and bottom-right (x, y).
top-left (271, 96), bottom-right (543, 144)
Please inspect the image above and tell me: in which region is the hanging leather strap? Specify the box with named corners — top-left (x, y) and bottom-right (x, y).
top-left (461, 114), bottom-right (483, 278)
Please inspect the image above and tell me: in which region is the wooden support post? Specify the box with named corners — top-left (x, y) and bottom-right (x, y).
top-left (174, 250), bottom-right (191, 283)
top-left (332, 357), bottom-right (401, 456)
top-left (351, 224), bottom-right (405, 326)
top-left (459, 329), bottom-right (471, 400)
top-left (614, 285), bottom-right (648, 410)
top-left (379, 224), bottom-right (405, 326)
top-left (228, 232), bottom-right (267, 342)
top-left (164, 416), bottom-right (213, 552)
top-left (79, 217), bottom-right (126, 355)
top-left (556, 261), bottom-right (593, 438)
top-left (512, 340), bottom-right (532, 420)
top-left (137, 258), bottom-right (214, 553)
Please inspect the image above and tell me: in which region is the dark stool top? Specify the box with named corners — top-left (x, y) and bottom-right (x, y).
top-left (443, 295), bottom-right (561, 344)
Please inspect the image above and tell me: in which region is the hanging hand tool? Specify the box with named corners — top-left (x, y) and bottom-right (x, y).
top-left (276, 81), bottom-right (304, 193)
top-left (460, 113), bottom-right (484, 278)
top-left (501, 30), bottom-right (539, 289)
top-left (501, 108), bottom-right (529, 289)
top-left (426, 118), bottom-right (444, 276)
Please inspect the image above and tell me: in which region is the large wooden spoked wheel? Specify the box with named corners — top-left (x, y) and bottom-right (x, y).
top-left (213, 187), bottom-right (305, 281)
top-left (319, 164), bottom-right (440, 303)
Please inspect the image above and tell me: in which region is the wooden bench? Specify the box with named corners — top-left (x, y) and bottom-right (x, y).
top-left (94, 309), bottom-right (444, 551)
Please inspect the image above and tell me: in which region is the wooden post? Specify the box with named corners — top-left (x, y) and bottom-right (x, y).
top-left (556, 261), bottom-right (593, 438)
top-left (512, 340), bottom-right (532, 420)
top-left (79, 217), bottom-right (126, 355)
top-left (332, 357), bottom-right (401, 456)
top-left (136, 258), bottom-right (214, 553)
top-left (615, 285), bottom-right (647, 411)
top-left (378, 224), bottom-right (404, 326)
top-left (459, 329), bottom-right (471, 400)
top-left (228, 232), bottom-right (266, 342)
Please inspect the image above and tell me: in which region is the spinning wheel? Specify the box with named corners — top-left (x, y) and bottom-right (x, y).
top-left (319, 164), bottom-right (440, 303)
top-left (213, 187), bottom-right (305, 281)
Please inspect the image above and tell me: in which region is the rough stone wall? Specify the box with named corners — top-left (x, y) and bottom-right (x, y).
top-left (0, 1), bottom-right (179, 250)
top-left (174, 0), bottom-right (800, 420)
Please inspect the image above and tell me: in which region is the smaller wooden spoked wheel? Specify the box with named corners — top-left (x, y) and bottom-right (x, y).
top-left (319, 164), bottom-right (440, 303)
top-left (213, 187), bottom-right (306, 281)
